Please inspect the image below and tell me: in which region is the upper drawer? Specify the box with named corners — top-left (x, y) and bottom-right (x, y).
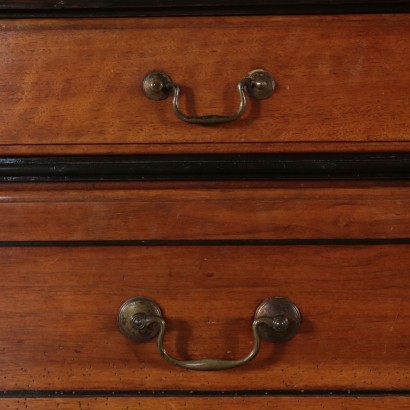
top-left (0, 15), bottom-right (409, 155)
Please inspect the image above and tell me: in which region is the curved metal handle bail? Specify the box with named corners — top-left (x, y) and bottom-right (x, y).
top-left (142, 69), bottom-right (275, 126)
top-left (150, 315), bottom-right (273, 370)
top-left (118, 297), bottom-right (300, 371)
top-left (171, 80), bottom-right (247, 125)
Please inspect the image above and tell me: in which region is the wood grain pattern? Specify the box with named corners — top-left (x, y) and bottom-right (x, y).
top-left (0, 245), bottom-right (408, 389)
top-left (0, 182), bottom-right (409, 240)
top-left (1, 397), bottom-right (410, 410)
top-left (0, 15), bottom-right (408, 154)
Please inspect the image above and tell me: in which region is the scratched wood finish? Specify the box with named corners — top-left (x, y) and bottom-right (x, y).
top-left (0, 15), bottom-right (408, 154)
top-left (1, 397), bottom-right (410, 410)
top-left (0, 245), bottom-right (408, 390)
top-left (0, 182), bottom-right (409, 241)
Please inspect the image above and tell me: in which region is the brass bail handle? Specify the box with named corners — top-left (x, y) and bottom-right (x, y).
top-left (142, 69), bottom-right (275, 125)
top-left (118, 297), bottom-right (301, 371)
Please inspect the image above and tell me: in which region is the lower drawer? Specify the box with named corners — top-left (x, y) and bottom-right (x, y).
top-left (1, 245), bottom-right (408, 390)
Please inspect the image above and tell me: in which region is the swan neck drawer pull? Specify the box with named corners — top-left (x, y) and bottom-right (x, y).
top-left (142, 69), bottom-right (275, 125)
top-left (118, 296), bottom-right (300, 371)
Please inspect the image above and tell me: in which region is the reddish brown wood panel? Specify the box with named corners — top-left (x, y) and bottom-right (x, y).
top-left (0, 15), bottom-right (408, 154)
top-left (1, 397), bottom-right (409, 410)
top-left (0, 245), bottom-right (408, 389)
top-left (0, 182), bottom-right (409, 241)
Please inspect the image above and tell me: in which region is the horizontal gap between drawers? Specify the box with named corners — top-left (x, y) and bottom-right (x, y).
top-left (1, 153), bottom-right (410, 182)
top-left (0, 3), bottom-right (410, 18)
top-left (1, 390), bottom-right (409, 398)
top-left (1, 239), bottom-right (410, 247)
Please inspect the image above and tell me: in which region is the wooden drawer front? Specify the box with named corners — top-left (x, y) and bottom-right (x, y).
top-left (2, 182), bottom-right (410, 241)
top-left (1, 245), bottom-right (408, 390)
top-left (0, 15), bottom-right (409, 155)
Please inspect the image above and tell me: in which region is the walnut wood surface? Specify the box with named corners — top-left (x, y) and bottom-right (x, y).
top-left (1, 397), bottom-right (410, 409)
top-left (0, 182), bottom-right (409, 240)
top-left (0, 15), bottom-right (408, 154)
top-left (0, 245), bottom-right (408, 390)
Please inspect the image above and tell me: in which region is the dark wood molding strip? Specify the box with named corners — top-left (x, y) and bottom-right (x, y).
top-left (0, 154), bottom-right (410, 182)
top-left (1, 390), bottom-right (409, 398)
top-left (1, 239), bottom-right (410, 247)
top-left (2, 0), bottom-right (408, 8)
top-left (0, 1), bottom-right (409, 17)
